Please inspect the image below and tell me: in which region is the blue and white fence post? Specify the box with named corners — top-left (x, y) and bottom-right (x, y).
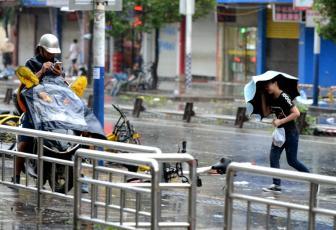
top-left (93, 0), bottom-right (106, 166)
top-left (180, 0), bottom-right (194, 91)
top-left (312, 28), bottom-right (320, 106)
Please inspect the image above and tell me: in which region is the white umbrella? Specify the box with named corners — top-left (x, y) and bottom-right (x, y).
top-left (244, 71), bottom-right (300, 118)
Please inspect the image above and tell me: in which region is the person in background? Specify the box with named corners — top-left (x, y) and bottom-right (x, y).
top-left (1, 38), bottom-right (15, 77)
top-left (66, 39), bottom-right (80, 76)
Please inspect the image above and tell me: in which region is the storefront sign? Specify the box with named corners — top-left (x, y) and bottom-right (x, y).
top-left (305, 9), bottom-right (329, 28)
top-left (46, 0), bottom-right (68, 7)
top-left (272, 4), bottom-right (302, 22)
top-left (305, 10), bottom-right (320, 27)
top-left (293, 0), bottom-right (313, 10)
top-left (21, 0), bottom-right (46, 6)
top-left (217, 0), bottom-right (292, 3)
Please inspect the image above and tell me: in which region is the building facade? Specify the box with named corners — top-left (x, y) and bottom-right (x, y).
top-left (3, 0), bottom-right (336, 87)
top-left (218, 0), bottom-right (336, 87)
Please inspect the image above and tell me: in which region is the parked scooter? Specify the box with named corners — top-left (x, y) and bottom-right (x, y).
top-left (17, 71), bottom-right (105, 194)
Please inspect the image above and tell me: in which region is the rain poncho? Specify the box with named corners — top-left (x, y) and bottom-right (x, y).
top-left (21, 75), bottom-right (105, 139)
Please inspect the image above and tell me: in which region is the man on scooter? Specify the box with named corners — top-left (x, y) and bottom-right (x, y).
top-left (15, 34), bottom-right (62, 184)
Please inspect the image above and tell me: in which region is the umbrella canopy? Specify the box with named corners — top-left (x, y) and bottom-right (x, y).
top-left (244, 71), bottom-right (300, 118)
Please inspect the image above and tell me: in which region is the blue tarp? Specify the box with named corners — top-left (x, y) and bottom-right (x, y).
top-left (218, 0), bottom-right (292, 3)
top-left (22, 76), bottom-right (106, 139)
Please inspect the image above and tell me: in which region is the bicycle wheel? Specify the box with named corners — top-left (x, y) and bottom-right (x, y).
top-left (0, 116), bottom-right (20, 150)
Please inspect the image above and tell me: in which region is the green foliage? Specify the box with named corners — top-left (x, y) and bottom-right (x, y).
top-left (296, 103), bottom-right (308, 113)
top-left (297, 103), bottom-right (316, 135)
top-left (106, 0), bottom-right (216, 38)
top-left (314, 0), bottom-right (336, 43)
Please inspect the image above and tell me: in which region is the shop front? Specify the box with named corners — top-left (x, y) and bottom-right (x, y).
top-left (218, 6), bottom-right (258, 83)
top-left (223, 26), bottom-right (257, 82)
top-left (217, 0), bottom-right (297, 84)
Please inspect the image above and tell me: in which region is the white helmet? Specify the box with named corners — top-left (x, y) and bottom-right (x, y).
top-left (37, 34), bottom-right (61, 54)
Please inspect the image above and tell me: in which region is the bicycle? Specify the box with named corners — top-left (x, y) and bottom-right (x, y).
top-left (161, 141), bottom-right (232, 187)
top-left (0, 110), bottom-right (21, 150)
top-left (106, 104), bottom-right (141, 145)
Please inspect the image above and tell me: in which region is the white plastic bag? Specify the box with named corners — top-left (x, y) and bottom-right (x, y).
top-left (272, 127), bottom-right (286, 147)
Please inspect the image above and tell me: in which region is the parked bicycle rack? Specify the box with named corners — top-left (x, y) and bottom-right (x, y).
top-left (224, 163), bottom-right (336, 230)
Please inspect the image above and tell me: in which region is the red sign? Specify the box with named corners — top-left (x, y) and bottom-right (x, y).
top-left (272, 4), bottom-right (302, 22)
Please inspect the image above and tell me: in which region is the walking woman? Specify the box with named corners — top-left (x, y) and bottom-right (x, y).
top-left (262, 78), bottom-right (310, 193)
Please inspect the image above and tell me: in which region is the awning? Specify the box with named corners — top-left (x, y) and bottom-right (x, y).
top-left (218, 0), bottom-right (292, 3)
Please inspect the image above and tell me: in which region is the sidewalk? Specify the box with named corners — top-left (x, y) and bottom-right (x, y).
top-left (104, 95), bottom-right (272, 130)
top-left (105, 78), bottom-right (245, 102)
top-left (0, 77), bottom-right (335, 132)
top-left (103, 78), bottom-right (264, 128)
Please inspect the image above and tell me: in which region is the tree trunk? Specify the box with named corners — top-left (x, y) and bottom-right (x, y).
top-left (152, 28), bottom-right (160, 89)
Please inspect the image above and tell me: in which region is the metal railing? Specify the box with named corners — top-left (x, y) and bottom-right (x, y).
top-left (0, 125), bottom-right (197, 229)
top-left (0, 125), bottom-right (161, 209)
top-left (74, 149), bottom-right (197, 230)
top-left (224, 162), bottom-right (336, 230)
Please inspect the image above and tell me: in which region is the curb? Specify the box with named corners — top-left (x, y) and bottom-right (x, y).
top-left (313, 124), bottom-right (336, 137)
top-left (104, 104), bottom-right (272, 130)
top-left (119, 92), bottom-right (237, 102)
top-left (309, 106), bottom-right (336, 115)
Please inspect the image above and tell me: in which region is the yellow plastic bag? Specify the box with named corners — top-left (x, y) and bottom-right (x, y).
top-left (15, 66), bottom-right (39, 89)
top-left (69, 76), bottom-right (88, 97)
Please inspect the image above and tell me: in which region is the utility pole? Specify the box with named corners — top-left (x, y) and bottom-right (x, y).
top-left (93, 0), bottom-right (105, 126)
top-left (185, 0), bottom-right (194, 90)
top-left (180, 0), bottom-right (194, 91)
top-left (312, 28), bottom-right (320, 106)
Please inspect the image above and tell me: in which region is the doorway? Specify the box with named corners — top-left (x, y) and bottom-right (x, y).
top-left (223, 26), bottom-right (257, 82)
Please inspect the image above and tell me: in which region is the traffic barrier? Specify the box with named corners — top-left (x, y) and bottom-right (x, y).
top-left (183, 102), bottom-right (195, 123)
top-left (74, 150), bottom-right (197, 229)
top-left (0, 125), bottom-right (161, 210)
top-left (0, 125), bottom-right (197, 229)
top-left (234, 107), bottom-right (248, 128)
top-left (224, 163), bottom-right (336, 230)
top-left (133, 97), bottom-right (145, 118)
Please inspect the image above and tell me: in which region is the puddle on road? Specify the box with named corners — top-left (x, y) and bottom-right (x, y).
top-left (0, 188), bottom-right (73, 229)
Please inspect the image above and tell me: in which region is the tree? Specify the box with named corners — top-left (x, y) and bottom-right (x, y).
top-left (106, 0), bottom-right (216, 89)
top-left (314, 0), bottom-right (336, 43)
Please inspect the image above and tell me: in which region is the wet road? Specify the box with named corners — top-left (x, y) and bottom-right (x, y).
top-left (114, 117), bottom-right (336, 229)
top-left (0, 115), bottom-right (335, 229)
